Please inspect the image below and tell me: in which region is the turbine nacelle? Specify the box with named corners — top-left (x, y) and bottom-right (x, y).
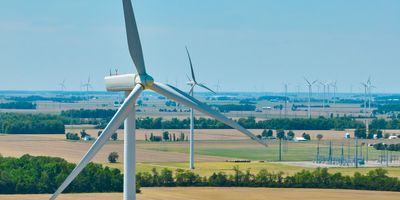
top-left (105, 73), bottom-right (154, 92)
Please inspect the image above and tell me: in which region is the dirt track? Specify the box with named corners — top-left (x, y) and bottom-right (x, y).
top-left (1, 187), bottom-right (399, 200)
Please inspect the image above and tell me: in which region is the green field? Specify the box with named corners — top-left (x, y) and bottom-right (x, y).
top-left (140, 139), bottom-right (398, 162)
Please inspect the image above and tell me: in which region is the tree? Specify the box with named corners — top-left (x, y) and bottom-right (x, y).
top-left (108, 152), bottom-right (119, 163)
top-left (377, 130), bottom-right (383, 139)
top-left (384, 133), bottom-right (390, 139)
top-left (66, 132), bottom-right (79, 140)
top-left (277, 129), bottom-right (285, 140)
top-left (354, 128), bottom-right (366, 139)
top-left (111, 132), bottom-right (118, 141)
top-left (267, 129), bottom-right (273, 137)
top-left (302, 133), bottom-right (311, 140)
top-left (179, 132), bottom-right (185, 141)
top-left (261, 129), bottom-right (268, 137)
top-left (276, 129), bottom-right (285, 161)
top-left (162, 131), bottom-right (170, 141)
top-left (80, 129), bottom-right (88, 139)
top-left (317, 134), bottom-right (323, 141)
top-left (287, 131), bottom-right (295, 140)
top-left (98, 131), bottom-right (102, 137)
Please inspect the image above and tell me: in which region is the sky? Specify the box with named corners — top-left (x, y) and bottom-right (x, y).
top-left (0, 0), bottom-right (399, 93)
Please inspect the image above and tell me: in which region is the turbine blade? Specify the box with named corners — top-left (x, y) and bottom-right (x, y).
top-left (185, 46), bottom-right (196, 83)
top-left (189, 84), bottom-right (195, 94)
top-left (186, 74), bottom-right (192, 82)
top-left (304, 78), bottom-right (310, 85)
top-left (312, 80), bottom-right (317, 85)
top-left (198, 83), bottom-right (216, 94)
top-left (150, 82), bottom-right (267, 147)
top-left (123, 0), bottom-right (147, 75)
top-left (50, 84), bottom-right (143, 200)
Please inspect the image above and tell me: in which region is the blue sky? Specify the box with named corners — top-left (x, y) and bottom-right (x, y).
top-left (0, 0), bottom-right (399, 93)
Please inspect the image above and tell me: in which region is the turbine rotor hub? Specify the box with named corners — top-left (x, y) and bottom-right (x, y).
top-left (135, 74), bottom-right (154, 89)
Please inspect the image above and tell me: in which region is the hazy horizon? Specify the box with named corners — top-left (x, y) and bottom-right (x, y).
top-left (1, 0), bottom-right (399, 93)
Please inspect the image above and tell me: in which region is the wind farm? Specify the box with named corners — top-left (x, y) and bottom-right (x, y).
top-left (1, 1), bottom-right (400, 200)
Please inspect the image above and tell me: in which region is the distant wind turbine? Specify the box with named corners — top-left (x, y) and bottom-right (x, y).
top-left (283, 83), bottom-right (289, 118)
top-left (58, 79), bottom-right (66, 92)
top-left (305, 78), bottom-right (317, 118)
top-left (185, 46), bottom-right (216, 170)
top-left (319, 81), bottom-right (330, 114)
top-left (214, 80), bottom-right (221, 93)
top-left (361, 82), bottom-right (368, 114)
top-left (82, 75), bottom-right (92, 92)
top-left (330, 81), bottom-right (337, 105)
top-left (366, 77), bottom-right (374, 111)
top-left (50, 1), bottom-right (266, 200)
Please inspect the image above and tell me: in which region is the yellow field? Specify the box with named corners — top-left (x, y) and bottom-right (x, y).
top-left (1, 187), bottom-right (399, 200)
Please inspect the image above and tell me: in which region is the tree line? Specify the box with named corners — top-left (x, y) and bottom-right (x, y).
top-left (0, 154), bottom-right (125, 194)
top-left (61, 109), bottom-right (117, 119)
top-left (373, 143), bottom-right (400, 152)
top-left (0, 113), bottom-right (65, 134)
top-left (98, 116), bottom-right (362, 130)
top-left (137, 166), bottom-right (400, 192)
top-left (1, 155), bottom-right (399, 194)
top-left (0, 101), bottom-right (36, 109)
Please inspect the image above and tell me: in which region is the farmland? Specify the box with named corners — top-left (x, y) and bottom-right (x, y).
top-left (1, 131), bottom-right (400, 178)
top-left (1, 187), bottom-right (399, 200)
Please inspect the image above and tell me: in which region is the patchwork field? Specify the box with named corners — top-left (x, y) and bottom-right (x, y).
top-left (1, 132), bottom-right (400, 179)
top-left (1, 187), bottom-right (399, 200)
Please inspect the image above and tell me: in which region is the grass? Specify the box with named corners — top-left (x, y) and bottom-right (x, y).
top-left (141, 139), bottom-right (399, 162)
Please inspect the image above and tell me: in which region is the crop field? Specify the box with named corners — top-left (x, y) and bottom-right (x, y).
top-left (1, 132), bottom-right (400, 179)
top-left (1, 187), bottom-right (399, 200)
top-left (1, 97), bottom-right (368, 120)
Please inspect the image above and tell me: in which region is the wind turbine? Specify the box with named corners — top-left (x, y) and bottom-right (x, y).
top-left (185, 46), bottom-right (216, 170)
top-left (366, 77), bottom-right (374, 111)
top-left (330, 81), bottom-right (337, 105)
top-left (58, 79), bottom-right (66, 92)
top-left (215, 80), bottom-right (221, 93)
top-left (361, 82), bottom-right (368, 114)
top-left (81, 75), bottom-right (93, 106)
top-left (50, 1), bottom-right (266, 200)
top-left (82, 75), bottom-right (92, 93)
top-left (305, 78), bottom-right (317, 118)
top-left (283, 83), bottom-right (289, 118)
top-left (319, 81), bottom-right (329, 114)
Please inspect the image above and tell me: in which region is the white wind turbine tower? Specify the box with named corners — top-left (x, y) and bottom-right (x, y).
top-left (81, 75), bottom-right (93, 106)
top-left (50, 1), bottom-right (266, 200)
top-left (305, 78), bottom-right (317, 118)
top-left (215, 80), bottom-right (221, 93)
top-left (366, 77), bottom-right (374, 112)
top-left (361, 82), bottom-right (368, 114)
top-left (283, 83), bottom-right (289, 118)
top-left (319, 81), bottom-right (329, 114)
top-left (185, 47), bottom-right (216, 170)
top-left (330, 81), bottom-right (337, 105)
top-left (82, 75), bottom-right (92, 93)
